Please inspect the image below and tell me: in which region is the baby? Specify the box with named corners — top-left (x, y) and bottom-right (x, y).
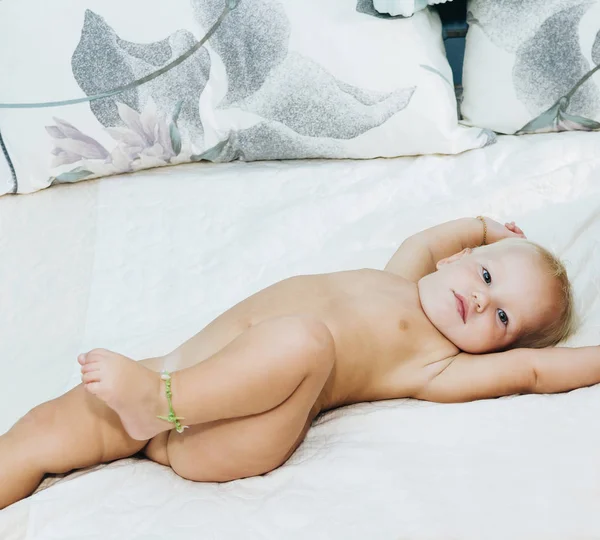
top-left (2, 216), bottom-right (595, 510)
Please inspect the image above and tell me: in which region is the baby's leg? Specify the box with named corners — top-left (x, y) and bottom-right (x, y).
top-left (0, 353), bottom-right (173, 510)
top-left (80, 316), bottom-right (336, 478)
top-left (0, 309), bottom-right (257, 509)
top-left (0, 384), bottom-right (147, 509)
top-left (162, 366), bottom-right (326, 482)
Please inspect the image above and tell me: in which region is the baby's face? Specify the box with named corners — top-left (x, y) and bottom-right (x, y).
top-left (417, 244), bottom-right (556, 353)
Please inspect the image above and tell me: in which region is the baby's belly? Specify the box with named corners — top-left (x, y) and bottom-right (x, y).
top-left (321, 318), bottom-right (437, 408)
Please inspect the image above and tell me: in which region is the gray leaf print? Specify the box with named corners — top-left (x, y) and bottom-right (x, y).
top-left (191, 0), bottom-right (290, 106)
top-left (334, 80), bottom-right (400, 105)
top-left (51, 167), bottom-right (95, 185)
top-left (513, 4), bottom-right (600, 118)
top-left (115, 37), bottom-right (172, 67)
top-left (169, 101), bottom-right (184, 156)
top-left (72, 10), bottom-right (209, 142)
top-left (190, 0), bottom-right (417, 159)
top-left (517, 95), bottom-right (600, 134)
top-left (198, 84), bottom-right (416, 163)
top-left (238, 52), bottom-right (415, 139)
top-left (468, 0), bottom-right (585, 53)
top-left (191, 139), bottom-right (231, 162)
top-left (592, 29), bottom-right (600, 65)
top-left (202, 122), bottom-right (352, 162)
top-left (477, 128), bottom-right (498, 147)
top-left (72, 11), bottom-right (139, 125)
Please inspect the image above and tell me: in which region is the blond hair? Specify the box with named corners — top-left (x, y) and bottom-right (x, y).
top-left (480, 238), bottom-right (577, 349)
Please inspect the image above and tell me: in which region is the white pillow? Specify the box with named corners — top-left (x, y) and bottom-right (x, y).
top-left (461, 0), bottom-right (600, 135)
top-left (0, 0), bottom-right (489, 196)
top-left (373, 0), bottom-right (452, 18)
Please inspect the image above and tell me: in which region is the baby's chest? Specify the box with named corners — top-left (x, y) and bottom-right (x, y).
top-left (329, 314), bottom-right (441, 398)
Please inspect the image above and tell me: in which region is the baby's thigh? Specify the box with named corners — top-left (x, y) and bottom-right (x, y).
top-left (163, 380), bottom-right (322, 482)
top-left (141, 315), bottom-right (248, 374)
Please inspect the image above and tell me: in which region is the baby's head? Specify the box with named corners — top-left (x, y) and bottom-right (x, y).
top-left (417, 238), bottom-right (576, 354)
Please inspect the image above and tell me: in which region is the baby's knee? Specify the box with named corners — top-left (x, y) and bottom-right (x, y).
top-left (21, 400), bottom-right (61, 433)
top-left (275, 316), bottom-right (336, 372)
top-left (14, 401), bottom-right (69, 467)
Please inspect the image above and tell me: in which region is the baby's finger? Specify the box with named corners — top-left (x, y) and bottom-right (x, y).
top-left (506, 222), bottom-right (525, 236)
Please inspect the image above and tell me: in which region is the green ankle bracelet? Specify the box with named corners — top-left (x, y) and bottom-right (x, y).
top-left (157, 370), bottom-right (189, 434)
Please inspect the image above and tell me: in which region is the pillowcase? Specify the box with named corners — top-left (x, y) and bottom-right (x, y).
top-left (0, 132), bottom-right (14, 194)
top-left (461, 0), bottom-right (600, 135)
top-left (0, 0), bottom-right (489, 196)
top-left (373, 0), bottom-right (452, 18)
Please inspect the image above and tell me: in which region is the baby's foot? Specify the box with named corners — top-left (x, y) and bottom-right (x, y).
top-left (78, 349), bottom-right (169, 440)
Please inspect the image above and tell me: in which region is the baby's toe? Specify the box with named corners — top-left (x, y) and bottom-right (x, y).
top-left (83, 381), bottom-right (102, 396)
top-left (82, 371), bottom-right (101, 384)
top-left (80, 363), bottom-right (99, 374)
top-left (80, 349), bottom-right (111, 366)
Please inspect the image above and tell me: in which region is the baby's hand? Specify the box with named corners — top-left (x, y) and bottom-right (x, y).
top-left (482, 217), bottom-right (527, 244)
top-left (504, 221), bottom-right (526, 238)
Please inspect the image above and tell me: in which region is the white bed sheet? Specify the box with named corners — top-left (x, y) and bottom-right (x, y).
top-left (1, 132), bottom-right (600, 539)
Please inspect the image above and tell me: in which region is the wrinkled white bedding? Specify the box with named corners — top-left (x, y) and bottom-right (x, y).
top-left (1, 132), bottom-right (600, 539)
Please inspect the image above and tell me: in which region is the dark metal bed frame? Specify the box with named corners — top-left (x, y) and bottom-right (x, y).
top-left (438, 0), bottom-right (468, 86)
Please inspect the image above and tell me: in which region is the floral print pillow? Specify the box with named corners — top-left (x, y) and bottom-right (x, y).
top-left (461, 0), bottom-right (600, 135)
top-left (0, 0), bottom-right (487, 196)
top-left (46, 100), bottom-right (198, 184)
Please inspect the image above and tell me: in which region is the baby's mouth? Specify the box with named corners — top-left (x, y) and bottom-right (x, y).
top-left (453, 290), bottom-right (467, 323)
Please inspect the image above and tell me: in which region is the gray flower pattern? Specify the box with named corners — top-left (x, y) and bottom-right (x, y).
top-left (41, 0), bottom-right (457, 183)
top-left (513, 4), bottom-right (600, 119)
top-left (468, 0), bottom-right (600, 134)
top-left (107, 100), bottom-right (179, 166)
top-left (58, 0), bottom-right (421, 170)
top-left (46, 98), bottom-right (192, 183)
top-left (191, 0), bottom-right (417, 161)
top-left (72, 10), bottom-right (209, 143)
top-left (467, 0), bottom-right (584, 53)
top-left (46, 118), bottom-right (110, 167)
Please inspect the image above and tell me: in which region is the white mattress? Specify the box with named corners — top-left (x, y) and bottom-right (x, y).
top-left (2, 132), bottom-right (600, 539)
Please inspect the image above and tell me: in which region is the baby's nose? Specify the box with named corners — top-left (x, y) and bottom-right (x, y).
top-left (472, 290), bottom-right (490, 312)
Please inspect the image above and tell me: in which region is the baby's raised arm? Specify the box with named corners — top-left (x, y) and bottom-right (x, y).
top-left (414, 346), bottom-right (600, 403)
top-left (384, 217), bottom-right (524, 282)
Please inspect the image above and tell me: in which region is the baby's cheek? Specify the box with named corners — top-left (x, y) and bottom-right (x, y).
top-left (471, 320), bottom-right (498, 351)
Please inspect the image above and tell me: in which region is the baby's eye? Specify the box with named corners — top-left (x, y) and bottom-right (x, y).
top-left (498, 309), bottom-right (509, 326)
top-left (482, 267), bottom-right (492, 284)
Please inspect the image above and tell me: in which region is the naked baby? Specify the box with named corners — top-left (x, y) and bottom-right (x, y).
top-left (2, 216), bottom-right (596, 510)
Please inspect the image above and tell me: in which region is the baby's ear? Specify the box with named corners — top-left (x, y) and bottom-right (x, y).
top-left (436, 247), bottom-right (472, 270)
